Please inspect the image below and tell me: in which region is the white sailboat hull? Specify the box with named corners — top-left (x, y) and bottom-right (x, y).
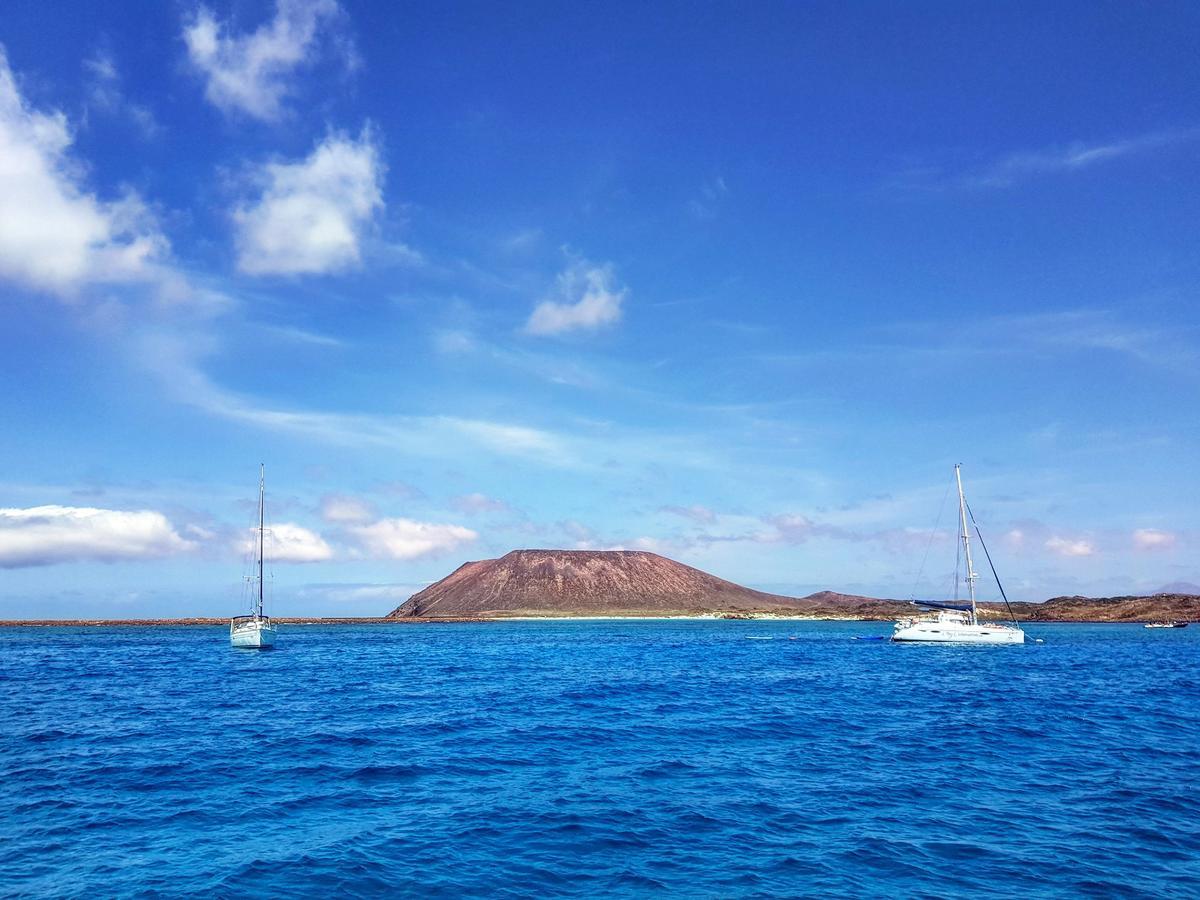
top-left (892, 619), bottom-right (1024, 644)
top-left (230, 619), bottom-right (277, 649)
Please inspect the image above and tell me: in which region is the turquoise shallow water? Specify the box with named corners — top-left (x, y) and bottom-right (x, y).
top-left (1, 620), bottom-right (1198, 897)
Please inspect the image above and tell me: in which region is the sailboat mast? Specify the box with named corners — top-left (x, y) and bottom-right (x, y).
top-left (954, 464), bottom-right (978, 622)
top-left (257, 464), bottom-right (265, 618)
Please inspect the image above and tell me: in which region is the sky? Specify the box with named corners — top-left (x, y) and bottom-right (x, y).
top-left (1, 0), bottom-right (1198, 618)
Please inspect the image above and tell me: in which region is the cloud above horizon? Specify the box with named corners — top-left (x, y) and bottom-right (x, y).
top-left (1133, 528), bottom-right (1176, 551)
top-left (345, 517), bottom-right (477, 560)
top-left (240, 522), bottom-right (333, 562)
top-left (233, 129), bottom-right (385, 275)
top-left (0, 48), bottom-right (167, 297)
top-left (1045, 535), bottom-right (1096, 557)
top-left (319, 493), bottom-right (376, 524)
top-left (525, 260), bottom-right (626, 336)
top-left (183, 0), bottom-right (343, 122)
top-left (0, 505), bottom-right (194, 568)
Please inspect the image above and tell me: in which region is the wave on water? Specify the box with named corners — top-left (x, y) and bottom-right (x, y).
top-left (1, 621), bottom-right (1199, 896)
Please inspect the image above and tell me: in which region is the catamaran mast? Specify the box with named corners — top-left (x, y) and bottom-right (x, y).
top-left (257, 464), bottom-right (265, 619)
top-left (954, 464), bottom-right (978, 623)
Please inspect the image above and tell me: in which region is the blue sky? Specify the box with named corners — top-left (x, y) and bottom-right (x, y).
top-left (1, 1), bottom-right (1197, 617)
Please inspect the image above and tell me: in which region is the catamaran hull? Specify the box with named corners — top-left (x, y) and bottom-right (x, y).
top-left (892, 622), bottom-right (1024, 644)
top-left (230, 623), bottom-right (277, 649)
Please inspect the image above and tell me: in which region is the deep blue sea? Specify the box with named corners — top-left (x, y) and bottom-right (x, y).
top-left (2, 621), bottom-right (1198, 898)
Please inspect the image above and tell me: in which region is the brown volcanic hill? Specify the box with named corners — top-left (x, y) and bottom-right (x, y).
top-left (389, 549), bottom-right (829, 618)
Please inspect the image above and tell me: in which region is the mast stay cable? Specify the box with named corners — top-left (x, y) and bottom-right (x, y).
top-left (965, 499), bottom-right (1019, 627)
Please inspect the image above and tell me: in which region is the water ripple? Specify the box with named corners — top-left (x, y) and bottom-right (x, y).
top-left (1, 621), bottom-right (1198, 896)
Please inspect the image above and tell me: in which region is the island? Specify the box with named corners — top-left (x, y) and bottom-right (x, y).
top-left (386, 549), bottom-right (1200, 623)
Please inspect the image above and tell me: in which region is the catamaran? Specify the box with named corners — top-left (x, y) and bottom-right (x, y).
top-left (230, 465), bottom-right (277, 649)
top-left (893, 465), bottom-right (1025, 645)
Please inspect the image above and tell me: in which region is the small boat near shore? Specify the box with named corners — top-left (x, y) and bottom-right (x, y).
top-left (230, 465), bottom-right (277, 649)
top-left (1144, 621), bottom-right (1188, 629)
top-left (893, 465), bottom-right (1025, 645)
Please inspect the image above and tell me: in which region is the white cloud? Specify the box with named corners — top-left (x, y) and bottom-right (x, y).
top-left (1045, 535), bottom-right (1096, 557)
top-left (0, 505), bottom-right (193, 568)
top-left (234, 129), bottom-right (384, 275)
top-left (958, 128), bottom-right (1200, 190)
top-left (1133, 528), bottom-right (1176, 551)
top-left (451, 493), bottom-right (509, 514)
top-left (0, 47), bottom-right (167, 297)
top-left (241, 522), bottom-right (333, 562)
top-left (525, 260), bottom-right (626, 336)
top-left (183, 0), bottom-right (341, 121)
top-left (346, 517), bottom-right (477, 560)
top-left (319, 493), bottom-right (375, 524)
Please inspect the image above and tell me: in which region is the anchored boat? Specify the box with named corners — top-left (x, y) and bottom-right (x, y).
top-left (893, 465), bottom-right (1025, 645)
top-left (230, 465), bottom-right (277, 649)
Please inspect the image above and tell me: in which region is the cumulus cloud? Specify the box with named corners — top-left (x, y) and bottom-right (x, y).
top-left (233, 129), bottom-right (384, 275)
top-left (0, 505), bottom-right (193, 568)
top-left (1133, 528), bottom-right (1176, 551)
top-left (183, 0), bottom-right (342, 121)
top-left (346, 517), bottom-right (477, 560)
top-left (241, 522), bottom-right (333, 562)
top-left (1045, 535), bottom-right (1096, 557)
top-left (0, 48), bottom-right (167, 297)
top-left (451, 493), bottom-right (509, 515)
top-left (319, 493), bottom-right (375, 524)
top-left (525, 260), bottom-right (626, 336)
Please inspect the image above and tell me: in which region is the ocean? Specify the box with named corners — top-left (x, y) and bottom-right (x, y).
top-left (2, 621), bottom-right (1198, 897)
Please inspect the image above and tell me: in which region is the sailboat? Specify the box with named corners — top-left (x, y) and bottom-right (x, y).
top-left (892, 465), bottom-right (1025, 645)
top-left (230, 465), bottom-right (278, 649)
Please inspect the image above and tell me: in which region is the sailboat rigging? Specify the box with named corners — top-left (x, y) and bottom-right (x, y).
top-left (230, 465), bottom-right (278, 649)
top-left (892, 465), bottom-right (1025, 644)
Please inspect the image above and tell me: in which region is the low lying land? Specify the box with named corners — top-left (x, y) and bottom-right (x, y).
top-left (3, 594), bottom-right (1199, 627)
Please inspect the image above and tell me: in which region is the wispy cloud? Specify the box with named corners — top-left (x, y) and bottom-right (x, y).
top-left (83, 48), bottom-right (160, 138)
top-left (183, 0), bottom-right (345, 122)
top-left (135, 331), bottom-right (579, 466)
top-left (687, 175), bottom-right (729, 220)
top-left (660, 504), bottom-right (716, 524)
top-left (451, 493), bottom-right (510, 515)
top-left (319, 494), bottom-right (375, 524)
top-left (759, 309), bottom-right (1199, 376)
top-left (963, 128), bottom-right (1199, 188)
top-left (894, 127), bottom-right (1200, 191)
